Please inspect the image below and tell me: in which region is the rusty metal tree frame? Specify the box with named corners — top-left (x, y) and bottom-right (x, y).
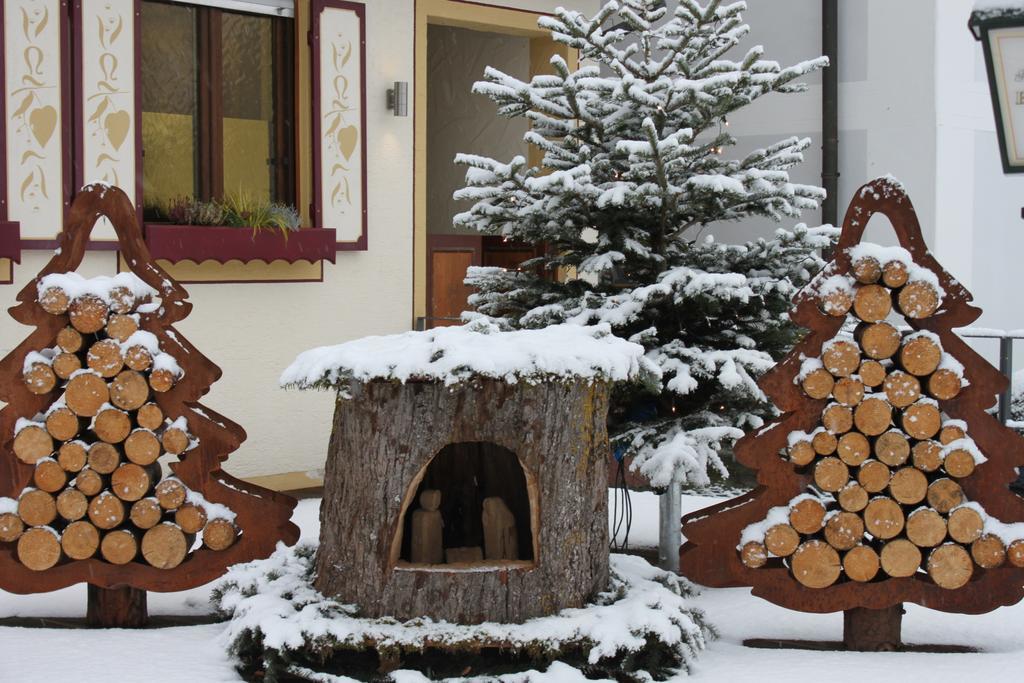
top-left (680, 177), bottom-right (1024, 616)
top-left (0, 185), bottom-right (298, 595)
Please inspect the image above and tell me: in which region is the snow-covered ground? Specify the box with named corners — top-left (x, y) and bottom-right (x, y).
top-left (2, 493), bottom-right (1023, 682)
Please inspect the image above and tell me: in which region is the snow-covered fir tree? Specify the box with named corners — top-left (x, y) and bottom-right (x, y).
top-left (455, 0), bottom-right (837, 488)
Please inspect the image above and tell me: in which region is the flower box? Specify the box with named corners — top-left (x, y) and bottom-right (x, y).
top-left (0, 221), bottom-right (20, 262)
top-left (144, 224), bottom-right (337, 265)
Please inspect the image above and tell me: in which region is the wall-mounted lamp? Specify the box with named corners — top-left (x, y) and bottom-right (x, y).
top-left (387, 82), bottom-right (409, 117)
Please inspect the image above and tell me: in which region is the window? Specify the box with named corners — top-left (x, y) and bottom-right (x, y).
top-left (140, 0), bottom-right (295, 215)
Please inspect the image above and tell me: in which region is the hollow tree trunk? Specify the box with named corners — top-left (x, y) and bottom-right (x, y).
top-left (87, 585), bottom-right (148, 628)
top-left (315, 379), bottom-right (611, 624)
top-left (843, 605), bottom-right (903, 651)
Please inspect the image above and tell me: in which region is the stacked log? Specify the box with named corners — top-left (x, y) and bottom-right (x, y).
top-left (0, 282), bottom-right (238, 571)
top-left (745, 252), bottom-right (1024, 589)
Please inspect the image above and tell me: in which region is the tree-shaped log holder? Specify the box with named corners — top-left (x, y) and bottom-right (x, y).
top-left (0, 185), bottom-right (299, 627)
top-left (680, 177), bottom-right (1024, 651)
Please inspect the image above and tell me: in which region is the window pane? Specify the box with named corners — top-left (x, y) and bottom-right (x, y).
top-left (141, 1), bottom-right (198, 211)
top-left (221, 11), bottom-right (274, 202)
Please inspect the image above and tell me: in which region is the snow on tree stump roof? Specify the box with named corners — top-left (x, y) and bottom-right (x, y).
top-left (280, 320), bottom-right (658, 390)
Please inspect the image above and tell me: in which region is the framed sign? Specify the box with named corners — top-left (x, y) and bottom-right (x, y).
top-left (311, 0), bottom-right (367, 250)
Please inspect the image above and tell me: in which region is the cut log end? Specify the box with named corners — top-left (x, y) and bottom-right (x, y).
top-left (791, 540), bottom-right (841, 588)
top-left (880, 538), bottom-right (922, 578)
top-left (0, 513), bottom-right (25, 543)
top-left (740, 541), bottom-right (768, 568)
top-left (823, 404), bottom-right (854, 435)
top-left (24, 362), bottom-right (57, 395)
top-left (88, 493), bottom-right (126, 531)
top-left (34, 458), bottom-right (68, 493)
top-left (17, 528), bottom-right (62, 571)
top-left (928, 544), bottom-right (973, 589)
top-left (88, 442), bottom-right (121, 475)
top-left (13, 425), bottom-right (54, 465)
top-left (109, 370), bottom-right (150, 411)
top-left (843, 544), bottom-right (880, 582)
top-left (18, 489), bottom-right (57, 527)
top-left (928, 369), bottom-right (962, 401)
top-left (858, 360), bottom-right (887, 387)
top-left (789, 498), bottom-right (827, 534)
top-left (859, 322), bottom-right (901, 360)
top-left (130, 498), bottom-right (163, 530)
top-left (94, 407), bottom-right (132, 444)
top-left (161, 427), bottom-right (190, 456)
top-left (801, 368), bottom-right (835, 400)
top-left (155, 479), bottom-right (187, 511)
top-left (68, 295), bottom-right (110, 333)
top-left (57, 326), bottom-right (84, 353)
top-left (971, 534), bottom-right (1006, 569)
top-left (838, 482), bottom-right (869, 512)
top-left (947, 506), bottom-right (985, 544)
top-left (911, 441), bottom-right (943, 473)
top-left (883, 371), bottom-right (921, 409)
top-left (927, 478), bottom-right (964, 514)
top-left (101, 529), bottom-right (140, 565)
top-left (875, 430), bottom-right (910, 467)
top-left (203, 518), bottom-right (238, 551)
top-left (836, 432), bottom-right (870, 467)
top-left (854, 397), bottom-right (893, 436)
top-left (812, 430), bottom-right (838, 456)
top-left (906, 508), bottom-right (947, 548)
top-left (823, 341), bottom-right (861, 378)
top-left (824, 511), bottom-right (865, 551)
top-left (136, 403), bottom-right (164, 431)
top-left (45, 406), bottom-right (80, 442)
top-left (39, 287), bottom-right (70, 315)
top-left (901, 401), bottom-right (941, 441)
top-left (61, 520), bottom-right (100, 561)
top-left (897, 281), bottom-right (940, 319)
top-left (852, 256), bottom-right (882, 284)
top-left (764, 524), bottom-right (800, 558)
top-left (833, 377), bottom-right (865, 407)
top-left (888, 467), bottom-right (928, 505)
top-left (87, 339), bottom-right (125, 378)
top-left (863, 497), bottom-right (905, 540)
top-left (900, 336), bottom-right (942, 377)
top-left (56, 489), bottom-right (89, 522)
top-left (882, 260), bottom-right (909, 288)
top-left (858, 460), bottom-right (892, 493)
top-left (174, 503), bottom-right (208, 534)
top-left (853, 284), bottom-right (892, 323)
top-left (141, 523), bottom-right (189, 569)
top-left (814, 457), bottom-right (850, 493)
top-left (125, 430), bottom-right (161, 466)
top-left (65, 372), bottom-right (110, 417)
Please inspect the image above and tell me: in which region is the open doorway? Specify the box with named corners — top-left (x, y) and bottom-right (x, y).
top-left (425, 25), bottom-right (531, 327)
top-left (397, 441), bottom-right (536, 567)
top-left (415, 1), bottom-right (576, 329)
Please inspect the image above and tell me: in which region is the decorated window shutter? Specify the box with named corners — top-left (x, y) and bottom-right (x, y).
top-left (73, 0), bottom-right (140, 240)
top-left (3, 0), bottom-right (70, 240)
top-left (311, 0), bottom-right (367, 250)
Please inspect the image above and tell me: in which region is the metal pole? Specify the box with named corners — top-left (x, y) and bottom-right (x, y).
top-left (821, 0), bottom-right (840, 228)
top-left (999, 336), bottom-right (1014, 424)
top-left (658, 481), bottom-right (682, 573)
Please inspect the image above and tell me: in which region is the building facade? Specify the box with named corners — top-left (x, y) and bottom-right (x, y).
top-left (1, 0), bottom-right (1020, 488)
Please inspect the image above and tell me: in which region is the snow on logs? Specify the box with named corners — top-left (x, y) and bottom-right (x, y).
top-left (0, 273), bottom-right (238, 571)
top-left (741, 243), bottom-right (1021, 589)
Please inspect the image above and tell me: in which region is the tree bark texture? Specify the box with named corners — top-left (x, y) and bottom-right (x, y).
top-left (315, 379), bottom-right (611, 624)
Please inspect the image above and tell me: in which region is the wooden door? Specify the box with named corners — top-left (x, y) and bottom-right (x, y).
top-left (430, 250), bottom-right (474, 327)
